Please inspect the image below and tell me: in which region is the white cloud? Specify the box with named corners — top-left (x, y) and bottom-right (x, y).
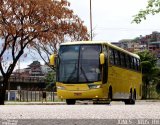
top-left (68, 0), bottom-right (160, 41)
top-left (1, 0), bottom-right (160, 72)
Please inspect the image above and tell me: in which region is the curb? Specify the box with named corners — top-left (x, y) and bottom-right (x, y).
top-left (5, 102), bottom-right (66, 105)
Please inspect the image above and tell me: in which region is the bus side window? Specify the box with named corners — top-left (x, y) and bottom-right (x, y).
top-left (126, 55), bottom-right (131, 69)
top-left (135, 58), bottom-right (139, 71)
top-left (118, 51), bottom-right (121, 66)
top-left (113, 49), bottom-right (116, 65)
top-left (109, 48), bottom-right (114, 65)
top-left (121, 53), bottom-right (126, 67)
top-left (114, 50), bottom-right (120, 66)
top-left (129, 56), bottom-right (132, 69)
top-left (131, 57), bottom-right (134, 70)
top-left (133, 57), bottom-right (136, 70)
top-left (124, 54), bottom-right (127, 68)
top-left (137, 59), bottom-right (141, 71)
top-left (133, 58), bottom-right (136, 71)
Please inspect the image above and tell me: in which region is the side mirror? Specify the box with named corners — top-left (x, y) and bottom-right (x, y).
top-left (50, 54), bottom-right (56, 66)
top-left (100, 53), bottom-right (105, 65)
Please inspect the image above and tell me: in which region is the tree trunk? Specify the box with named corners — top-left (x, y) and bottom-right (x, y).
top-left (0, 78), bottom-right (9, 105)
top-left (0, 88), bottom-right (6, 105)
top-left (146, 84), bottom-right (148, 99)
top-left (145, 79), bottom-right (150, 99)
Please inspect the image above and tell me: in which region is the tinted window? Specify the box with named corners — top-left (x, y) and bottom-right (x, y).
top-left (118, 51), bottom-right (121, 66)
top-left (131, 57), bottom-right (134, 69)
top-left (126, 55), bottom-right (131, 69)
top-left (121, 53), bottom-right (126, 67)
top-left (58, 45), bottom-right (102, 83)
top-left (109, 48), bottom-right (114, 64)
top-left (79, 45), bottom-right (102, 82)
top-left (114, 50), bottom-right (120, 65)
top-left (134, 58), bottom-right (138, 71)
top-left (58, 45), bottom-right (79, 82)
top-left (137, 59), bottom-right (141, 71)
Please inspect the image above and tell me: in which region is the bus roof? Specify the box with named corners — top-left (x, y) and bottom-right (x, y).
top-left (60, 41), bottom-right (140, 59)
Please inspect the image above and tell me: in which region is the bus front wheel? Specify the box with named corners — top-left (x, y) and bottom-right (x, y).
top-left (66, 99), bottom-right (76, 105)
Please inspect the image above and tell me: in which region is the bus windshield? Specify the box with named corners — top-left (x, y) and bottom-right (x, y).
top-left (58, 44), bottom-right (102, 83)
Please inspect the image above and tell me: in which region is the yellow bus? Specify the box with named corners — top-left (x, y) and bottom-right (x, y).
top-left (50, 41), bottom-right (142, 105)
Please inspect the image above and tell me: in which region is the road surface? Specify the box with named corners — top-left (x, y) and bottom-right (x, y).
top-left (0, 101), bottom-right (160, 125)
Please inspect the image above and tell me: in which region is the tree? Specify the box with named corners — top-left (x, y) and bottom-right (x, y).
top-left (137, 50), bottom-right (159, 98)
top-left (32, 19), bottom-right (89, 68)
top-left (45, 71), bottom-right (56, 91)
top-left (0, 0), bottom-right (89, 105)
top-left (32, 20), bottom-right (89, 67)
top-left (132, 0), bottom-right (160, 23)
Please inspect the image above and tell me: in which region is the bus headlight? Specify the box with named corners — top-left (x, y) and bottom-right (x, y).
top-left (88, 84), bottom-right (102, 89)
top-left (57, 86), bottom-right (66, 90)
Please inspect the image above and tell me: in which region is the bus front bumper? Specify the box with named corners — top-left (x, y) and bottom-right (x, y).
top-left (57, 89), bottom-right (105, 100)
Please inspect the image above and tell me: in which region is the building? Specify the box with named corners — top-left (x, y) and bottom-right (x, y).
top-left (10, 60), bottom-right (53, 92)
top-left (111, 42), bottom-right (121, 48)
top-left (13, 61), bottom-right (53, 77)
top-left (116, 32), bottom-right (160, 67)
top-left (28, 61), bottom-right (43, 76)
top-left (116, 40), bottom-right (142, 52)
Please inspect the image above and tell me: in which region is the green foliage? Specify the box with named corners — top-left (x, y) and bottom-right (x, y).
top-left (138, 50), bottom-right (157, 66)
top-left (155, 69), bottom-right (160, 94)
top-left (132, 0), bottom-right (160, 23)
top-left (45, 71), bottom-right (56, 91)
top-left (132, 0), bottom-right (160, 97)
top-left (137, 50), bottom-right (160, 98)
top-left (156, 83), bottom-right (160, 94)
top-left (138, 50), bottom-right (158, 79)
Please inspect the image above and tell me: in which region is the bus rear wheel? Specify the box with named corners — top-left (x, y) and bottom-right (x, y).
top-left (124, 90), bottom-right (135, 105)
top-left (108, 87), bottom-right (112, 101)
top-left (66, 99), bottom-right (76, 105)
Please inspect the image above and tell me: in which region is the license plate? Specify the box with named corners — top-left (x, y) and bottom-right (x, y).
top-left (74, 93), bottom-right (82, 96)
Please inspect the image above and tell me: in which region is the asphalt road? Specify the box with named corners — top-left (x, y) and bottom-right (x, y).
top-left (0, 101), bottom-right (160, 125)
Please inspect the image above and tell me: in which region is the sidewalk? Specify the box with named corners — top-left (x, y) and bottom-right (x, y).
top-left (5, 100), bottom-right (93, 105)
top-left (136, 99), bottom-right (160, 102)
top-left (5, 101), bottom-right (66, 105)
top-left (5, 100), bottom-right (160, 105)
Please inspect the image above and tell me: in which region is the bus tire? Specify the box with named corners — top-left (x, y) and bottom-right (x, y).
top-left (134, 89), bottom-right (136, 100)
top-left (66, 99), bottom-right (76, 105)
top-left (125, 89), bottom-right (135, 105)
top-left (108, 87), bottom-right (112, 101)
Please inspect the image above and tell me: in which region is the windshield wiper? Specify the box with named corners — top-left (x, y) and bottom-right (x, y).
top-left (66, 64), bottom-right (77, 83)
top-left (80, 65), bottom-right (89, 82)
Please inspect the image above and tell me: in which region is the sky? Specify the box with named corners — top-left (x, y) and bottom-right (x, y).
top-left (1, 0), bottom-right (160, 71)
top-left (68, 0), bottom-right (160, 42)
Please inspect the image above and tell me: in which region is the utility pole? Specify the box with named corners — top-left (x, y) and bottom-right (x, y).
top-left (90, 0), bottom-right (93, 41)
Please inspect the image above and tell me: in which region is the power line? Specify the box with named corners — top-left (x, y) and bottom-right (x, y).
top-left (96, 27), bottom-right (160, 31)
